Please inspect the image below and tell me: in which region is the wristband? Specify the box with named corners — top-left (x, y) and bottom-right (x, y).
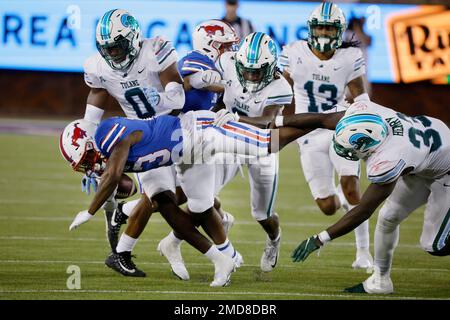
top-left (84, 104), bottom-right (104, 125)
top-left (354, 93), bottom-right (370, 102)
top-left (274, 116), bottom-right (284, 127)
top-left (318, 230), bottom-right (331, 245)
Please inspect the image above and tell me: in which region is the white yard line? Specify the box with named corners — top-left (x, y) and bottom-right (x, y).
top-left (0, 259), bottom-right (448, 273)
top-left (0, 215), bottom-right (423, 229)
top-left (0, 289), bottom-right (448, 300)
top-left (0, 235), bottom-right (424, 249)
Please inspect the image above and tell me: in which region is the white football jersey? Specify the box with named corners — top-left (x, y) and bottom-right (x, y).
top-left (84, 37), bottom-right (178, 119)
top-left (217, 52), bottom-right (293, 117)
top-left (280, 40), bottom-right (365, 114)
top-left (348, 102), bottom-right (450, 184)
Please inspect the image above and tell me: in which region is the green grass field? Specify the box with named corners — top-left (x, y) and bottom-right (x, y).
top-left (0, 131), bottom-right (449, 300)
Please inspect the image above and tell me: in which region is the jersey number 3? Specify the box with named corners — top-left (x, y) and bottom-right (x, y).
top-left (125, 88), bottom-right (156, 119)
top-left (304, 81), bottom-right (338, 112)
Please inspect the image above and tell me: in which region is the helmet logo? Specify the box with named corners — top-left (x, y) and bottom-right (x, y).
top-left (267, 39), bottom-right (277, 57)
top-left (200, 25), bottom-right (225, 36)
top-left (120, 14), bottom-right (139, 31)
top-left (349, 133), bottom-right (378, 151)
top-left (71, 123), bottom-right (87, 149)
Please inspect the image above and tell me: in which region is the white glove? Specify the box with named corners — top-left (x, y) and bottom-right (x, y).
top-left (201, 69), bottom-right (222, 86)
top-left (214, 109), bottom-right (239, 127)
top-left (69, 210), bottom-right (94, 231)
top-left (142, 87), bottom-right (161, 107)
top-left (189, 69), bottom-right (222, 89)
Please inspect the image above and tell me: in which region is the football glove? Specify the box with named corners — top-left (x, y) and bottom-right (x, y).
top-left (81, 171), bottom-right (99, 195)
top-left (291, 235), bottom-right (321, 263)
top-left (69, 210), bottom-right (94, 231)
top-left (201, 69), bottom-right (222, 86)
top-left (143, 87), bottom-right (161, 107)
top-left (214, 109), bottom-right (239, 127)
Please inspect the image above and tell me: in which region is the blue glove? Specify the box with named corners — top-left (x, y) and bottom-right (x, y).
top-left (143, 87), bottom-right (161, 108)
top-left (81, 172), bottom-right (99, 195)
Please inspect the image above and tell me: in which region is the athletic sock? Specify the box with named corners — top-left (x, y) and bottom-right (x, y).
top-left (216, 238), bottom-right (237, 260)
top-left (116, 233), bottom-right (138, 253)
top-left (121, 199), bottom-right (140, 217)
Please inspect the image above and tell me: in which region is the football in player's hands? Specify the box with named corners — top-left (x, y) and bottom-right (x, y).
top-left (116, 174), bottom-right (137, 199)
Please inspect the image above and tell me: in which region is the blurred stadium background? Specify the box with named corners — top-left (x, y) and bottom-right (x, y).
top-left (0, 0), bottom-right (449, 300)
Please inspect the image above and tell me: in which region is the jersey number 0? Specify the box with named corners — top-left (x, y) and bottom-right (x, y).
top-left (125, 88), bottom-right (156, 119)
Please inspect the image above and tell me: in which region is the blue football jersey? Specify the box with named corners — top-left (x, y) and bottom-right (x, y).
top-left (178, 50), bottom-right (219, 113)
top-left (95, 116), bottom-right (183, 172)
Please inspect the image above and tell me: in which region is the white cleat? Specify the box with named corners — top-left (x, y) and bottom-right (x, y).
top-left (352, 248), bottom-right (374, 273)
top-left (222, 211), bottom-right (235, 235)
top-left (260, 231), bottom-right (281, 272)
top-left (233, 250), bottom-right (244, 268)
top-left (157, 235), bottom-right (190, 281)
top-left (362, 270), bottom-right (394, 294)
top-left (210, 255), bottom-right (235, 287)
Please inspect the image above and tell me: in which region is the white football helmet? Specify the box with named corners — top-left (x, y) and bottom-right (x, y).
top-left (333, 111), bottom-right (389, 161)
top-left (307, 2), bottom-right (346, 52)
top-left (192, 19), bottom-right (239, 61)
top-left (235, 32), bottom-right (278, 93)
top-left (59, 119), bottom-right (104, 173)
top-left (96, 9), bottom-right (142, 70)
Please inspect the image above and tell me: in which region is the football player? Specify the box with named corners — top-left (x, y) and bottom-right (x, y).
top-left (60, 107), bottom-right (279, 286)
top-left (272, 101), bottom-right (450, 294)
top-left (213, 32), bottom-right (293, 272)
top-left (279, 2), bottom-right (373, 270)
top-left (157, 19), bottom-right (242, 277)
top-left (80, 8), bottom-right (190, 278)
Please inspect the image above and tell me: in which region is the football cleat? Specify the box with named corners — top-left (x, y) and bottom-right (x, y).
top-left (210, 254), bottom-right (235, 287)
top-left (222, 211), bottom-right (235, 235)
top-left (345, 270), bottom-right (394, 294)
top-left (157, 234), bottom-right (190, 281)
top-left (233, 250), bottom-right (244, 268)
top-left (352, 248), bottom-right (374, 273)
top-left (104, 202), bottom-right (128, 253)
top-left (260, 230), bottom-right (281, 272)
top-left (105, 251), bottom-right (146, 277)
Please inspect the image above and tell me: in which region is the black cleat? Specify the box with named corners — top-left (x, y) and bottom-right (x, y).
top-left (105, 251), bottom-right (146, 277)
top-left (344, 283), bottom-right (367, 293)
top-left (105, 202), bottom-right (128, 253)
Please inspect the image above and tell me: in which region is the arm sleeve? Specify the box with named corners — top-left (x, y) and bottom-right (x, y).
top-left (155, 81), bottom-right (185, 111)
top-left (348, 48), bottom-right (366, 82)
top-left (152, 36), bottom-right (178, 72)
top-left (264, 79), bottom-right (293, 107)
top-left (83, 56), bottom-right (104, 89)
top-left (279, 46), bottom-right (291, 73)
top-left (367, 159), bottom-right (407, 184)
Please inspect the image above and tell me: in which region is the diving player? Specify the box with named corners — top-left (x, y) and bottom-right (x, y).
top-left (279, 2), bottom-right (373, 270)
top-left (60, 109), bottom-right (274, 286)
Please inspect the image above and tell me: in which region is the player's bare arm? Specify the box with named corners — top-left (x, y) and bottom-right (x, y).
top-left (86, 87), bottom-right (109, 108)
top-left (347, 75), bottom-right (367, 100)
top-left (87, 131), bottom-right (142, 215)
top-left (239, 105), bottom-right (282, 128)
top-left (210, 96), bottom-right (226, 112)
top-left (159, 62), bottom-right (183, 87)
top-left (281, 70), bottom-right (296, 116)
top-left (291, 180), bottom-right (396, 262)
top-left (282, 111), bottom-right (345, 130)
top-left (325, 181), bottom-right (397, 241)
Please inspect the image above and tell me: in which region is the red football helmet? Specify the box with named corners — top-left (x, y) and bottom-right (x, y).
top-left (192, 19), bottom-right (239, 61)
top-left (59, 119), bottom-right (104, 173)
